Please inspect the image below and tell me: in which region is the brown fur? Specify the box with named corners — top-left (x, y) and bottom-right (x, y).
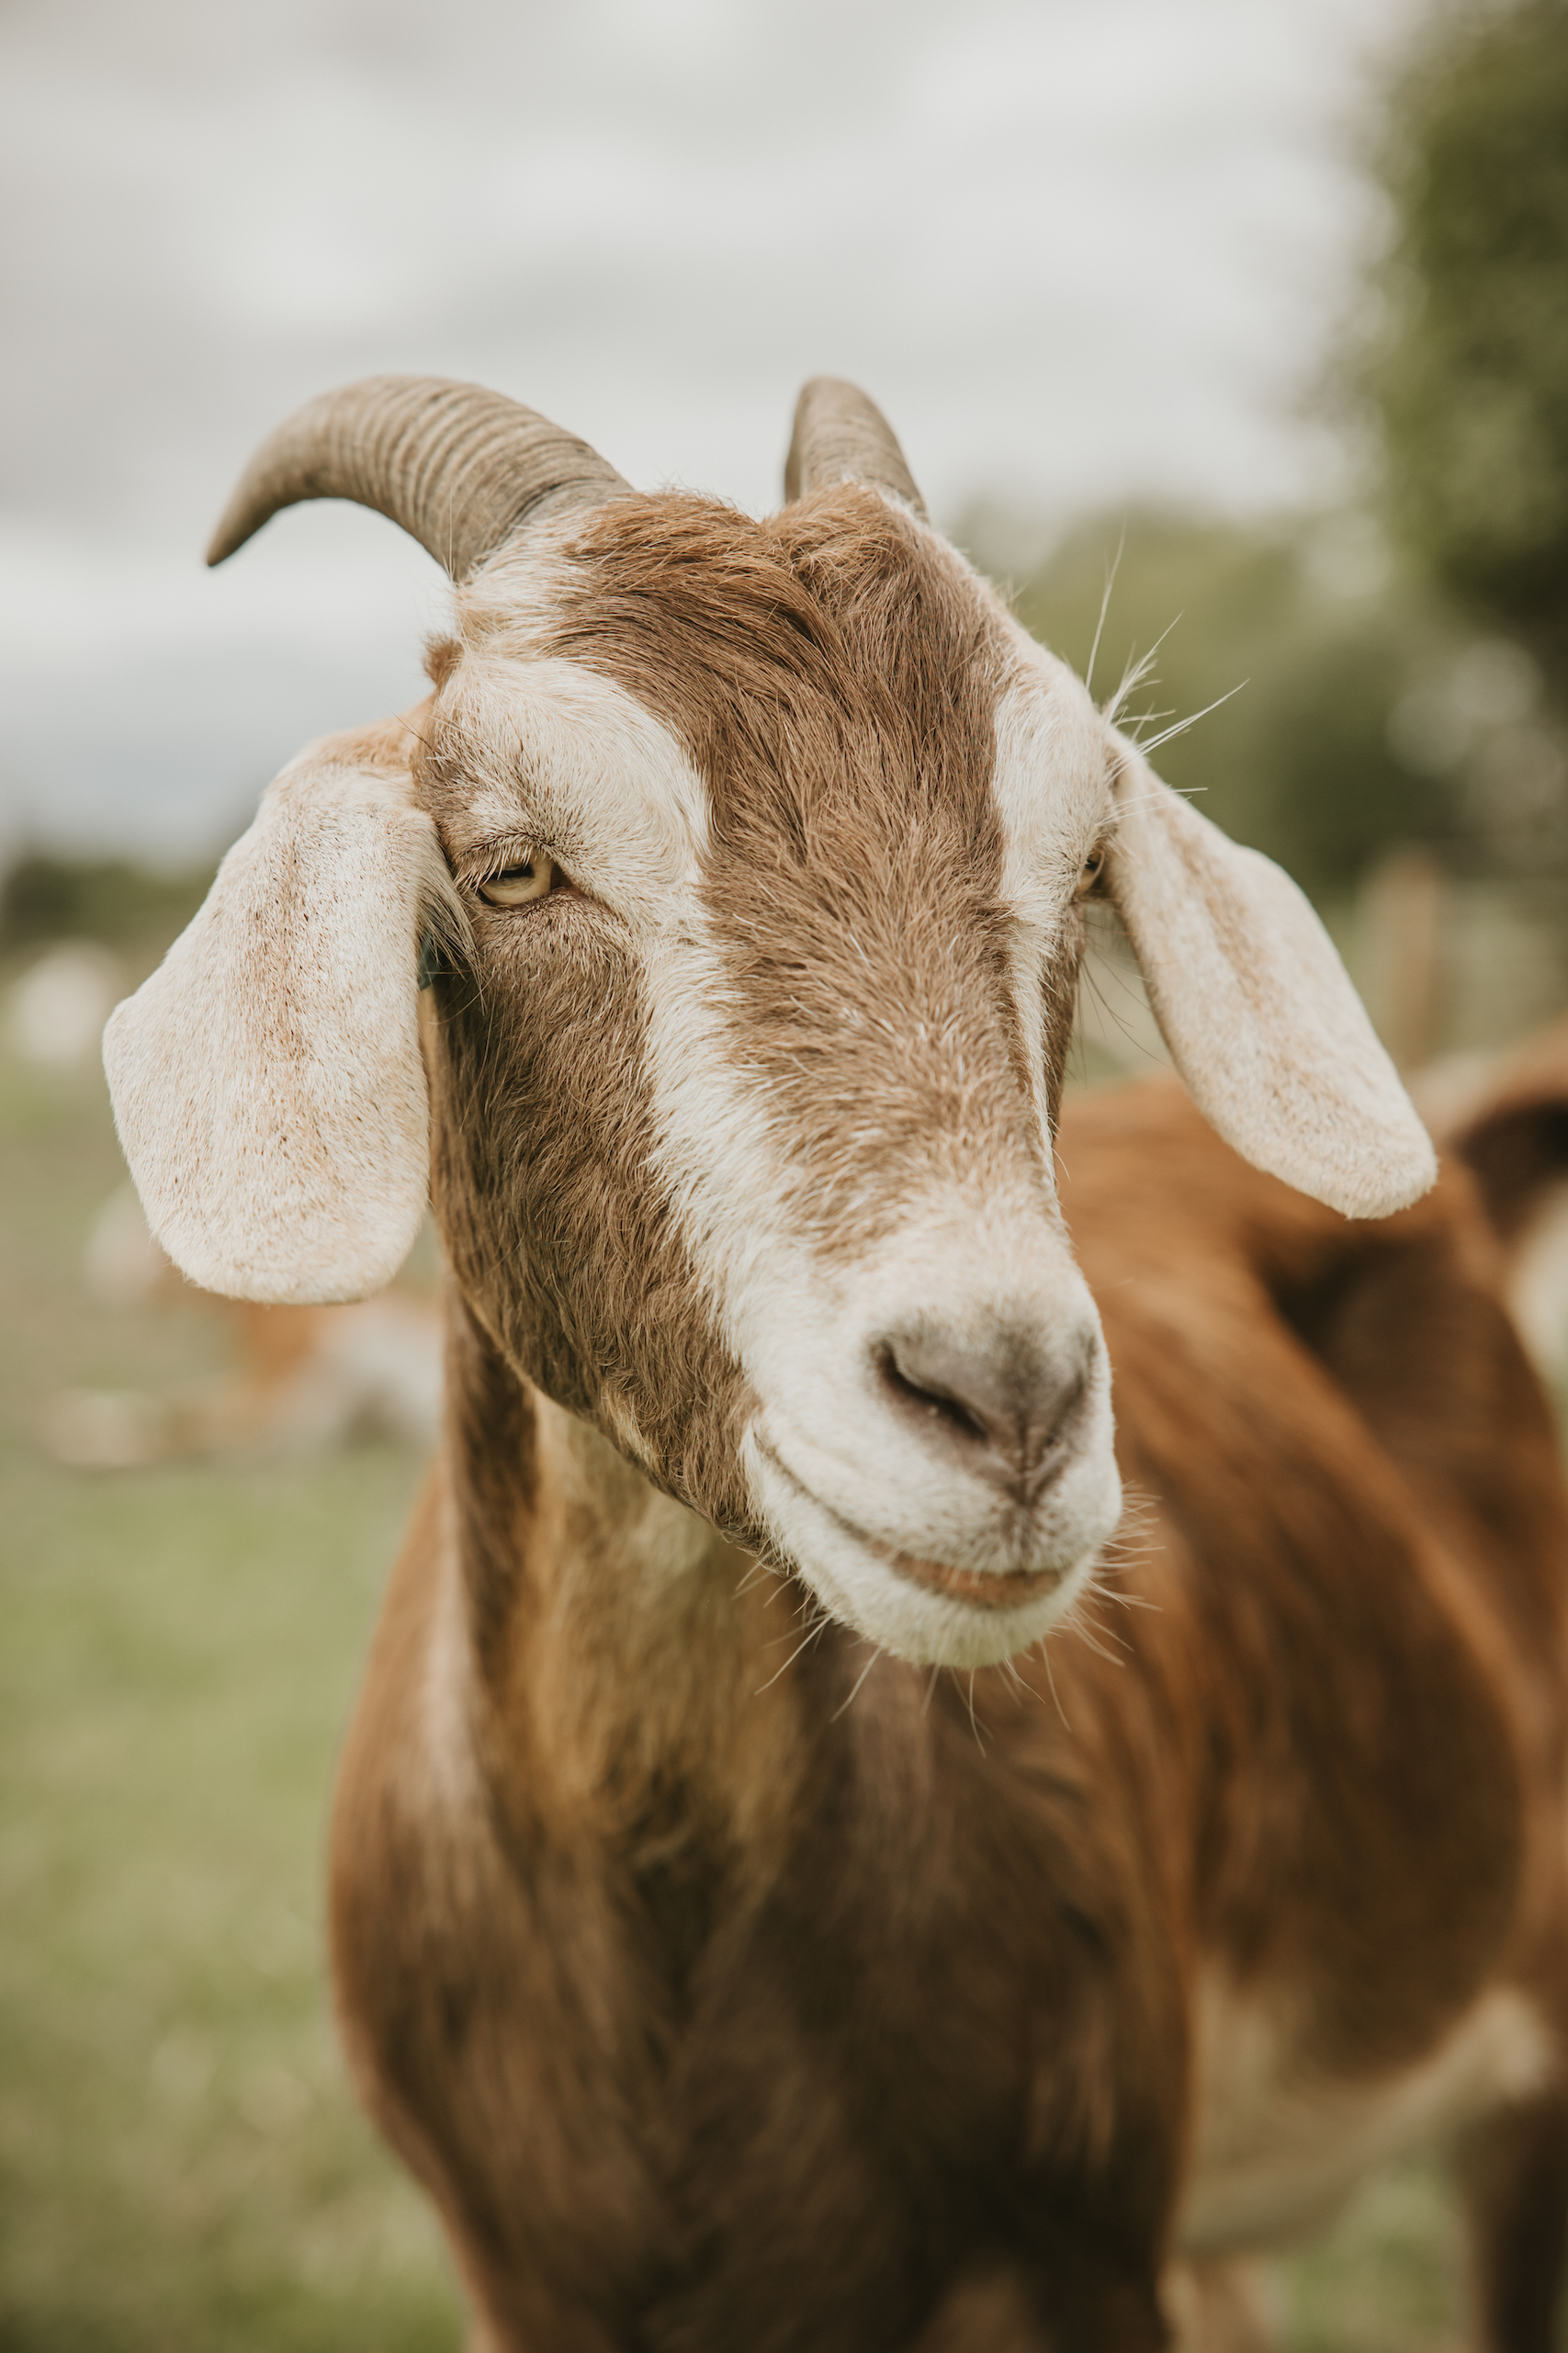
top-left (332, 1077), bottom-right (1568, 2350)
top-left (324, 492), bottom-right (1568, 2349)
top-left (412, 492), bottom-right (1089, 1558)
top-left (550, 492), bottom-right (1055, 1257)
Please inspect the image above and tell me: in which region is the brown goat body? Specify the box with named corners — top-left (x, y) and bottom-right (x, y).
top-left (330, 1081), bottom-right (1568, 2352)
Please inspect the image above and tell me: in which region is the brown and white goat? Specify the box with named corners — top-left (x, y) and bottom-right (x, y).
top-left (105, 376), bottom-right (1568, 2350)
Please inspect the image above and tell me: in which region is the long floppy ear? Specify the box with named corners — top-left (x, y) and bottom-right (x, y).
top-left (1103, 741), bottom-right (1437, 1218)
top-left (103, 711), bottom-right (464, 1305)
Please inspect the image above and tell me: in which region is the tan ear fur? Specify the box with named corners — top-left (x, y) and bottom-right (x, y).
top-left (1104, 743), bottom-right (1437, 1219)
top-left (104, 711), bottom-right (461, 1305)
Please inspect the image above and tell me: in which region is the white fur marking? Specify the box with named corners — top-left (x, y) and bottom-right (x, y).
top-left (444, 653), bottom-right (710, 933)
top-left (640, 917), bottom-right (1122, 1665)
top-left (988, 660), bottom-right (1117, 1168)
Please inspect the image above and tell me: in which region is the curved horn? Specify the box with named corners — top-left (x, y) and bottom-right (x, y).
top-left (784, 377), bottom-right (927, 517)
top-left (206, 375), bottom-right (629, 579)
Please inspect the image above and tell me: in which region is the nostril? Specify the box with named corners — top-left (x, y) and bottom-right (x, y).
top-left (878, 1346), bottom-right (993, 1447)
top-left (876, 1327), bottom-right (1090, 1499)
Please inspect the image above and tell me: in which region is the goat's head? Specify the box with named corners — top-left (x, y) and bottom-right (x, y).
top-left (106, 376), bottom-right (1436, 1667)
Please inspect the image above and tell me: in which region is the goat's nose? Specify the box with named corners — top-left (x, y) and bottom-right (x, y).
top-left (876, 1326), bottom-right (1089, 1501)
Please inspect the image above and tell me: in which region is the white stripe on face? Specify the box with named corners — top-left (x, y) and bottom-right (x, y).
top-left (991, 648), bottom-right (1111, 928)
top-left (434, 651), bottom-right (712, 934)
top-left (435, 595), bottom-right (1123, 1670)
top-left (632, 646), bottom-right (1122, 1668)
top-left (988, 648), bottom-right (1117, 1168)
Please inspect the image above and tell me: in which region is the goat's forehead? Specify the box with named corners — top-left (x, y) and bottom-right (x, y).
top-left (431, 500), bottom-right (1111, 899)
top-left (426, 652), bottom-right (713, 915)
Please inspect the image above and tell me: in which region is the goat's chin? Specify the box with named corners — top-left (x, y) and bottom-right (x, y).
top-left (748, 1438), bottom-right (1121, 1669)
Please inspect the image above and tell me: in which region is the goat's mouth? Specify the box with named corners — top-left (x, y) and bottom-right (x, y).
top-left (749, 1433), bottom-right (1104, 1667)
top-left (872, 1548), bottom-right (1063, 1608)
top-left (755, 1441), bottom-right (1069, 1608)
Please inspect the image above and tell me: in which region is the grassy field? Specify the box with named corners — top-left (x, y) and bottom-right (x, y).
top-left (0, 994), bottom-right (461, 2351)
top-left (0, 945), bottom-right (1494, 2349)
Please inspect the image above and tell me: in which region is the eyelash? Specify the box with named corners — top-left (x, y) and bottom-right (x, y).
top-left (462, 834), bottom-right (547, 884)
top-left (460, 839), bottom-right (568, 910)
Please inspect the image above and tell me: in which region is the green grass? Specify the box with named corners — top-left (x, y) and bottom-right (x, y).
top-left (0, 960), bottom-right (1488, 2349)
top-left (1281, 2161), bottom-right (1464, 2350)
top-left (0, 1010), bottom-right (461, 2350)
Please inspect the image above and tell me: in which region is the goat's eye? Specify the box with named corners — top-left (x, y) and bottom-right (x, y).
top-left (1075, 846), bottom-right (1107, 899)
top-left (478, 855), bottom-right (557, 908)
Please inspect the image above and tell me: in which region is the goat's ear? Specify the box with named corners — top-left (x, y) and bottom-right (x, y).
top-left (1102, 744), bottom-right (1437, 1218)
top-left (104, 714), bottom-right (464, 1305)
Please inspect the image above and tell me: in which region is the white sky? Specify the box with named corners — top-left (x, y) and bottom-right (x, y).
top-left (0, 0), bottom-right (1420, 862)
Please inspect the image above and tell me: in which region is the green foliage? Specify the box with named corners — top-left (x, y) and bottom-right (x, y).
top-left (995, 8), bottom-right (1568, 906)
top-left (1370, 0), bottom-right (1568, 686)
top-left (1005, 507), bottom-right (1461, 898)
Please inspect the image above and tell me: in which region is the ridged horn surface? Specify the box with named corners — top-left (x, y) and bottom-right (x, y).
top-left (206, 375), bottom-right (629, 578)
top-left (784, 377), bottom-right (927, 517)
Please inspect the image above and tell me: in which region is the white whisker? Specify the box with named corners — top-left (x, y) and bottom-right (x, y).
top-left (1084, 524), bottom-right (1126, 700)
top-left (1135, 680), bottom-right (1247, 757)
top-left (1038, 1636), bottom-right (1070, 1731)
top-left (829, 1646), bottom-right (884, 1723)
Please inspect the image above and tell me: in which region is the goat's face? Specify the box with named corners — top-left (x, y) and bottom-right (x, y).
top-left (104, 376), bottom-right (1437, 1670)
top-left (420, 493), bottom-right (1120, 1665)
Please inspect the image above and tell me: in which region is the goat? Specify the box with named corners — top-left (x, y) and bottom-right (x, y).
top-left (43, 1182), bottom-right (443, 1469)
top-left (103, 375), bottom-right (1568, 2350)
top-left (1423, 1016), bottom-right (1568, 1389)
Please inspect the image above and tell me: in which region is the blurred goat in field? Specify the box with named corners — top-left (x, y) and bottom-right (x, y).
top-left (1422, 1018), bottom-right (1568, 1393)
top-left (43, 1182), bottom-right (441, 1469)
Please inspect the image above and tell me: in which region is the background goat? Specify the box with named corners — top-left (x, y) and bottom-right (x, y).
top-left (105, 377), bottom-right (1568, 2350)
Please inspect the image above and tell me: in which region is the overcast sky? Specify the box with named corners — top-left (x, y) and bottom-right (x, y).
top-left (1, 0), bottom-right (1421, 863)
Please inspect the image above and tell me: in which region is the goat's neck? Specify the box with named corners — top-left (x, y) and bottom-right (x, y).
top-left (446, 1294), bottom-right (808, 1854)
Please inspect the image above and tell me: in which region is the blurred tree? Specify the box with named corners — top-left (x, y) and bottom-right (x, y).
top-left (1371, 0), bottom-right (1568, 693)
top-left (1000, 509), bottom-right (1460, 900)
top-left (0, 852), bottom-right (210, 952)
top-left (976, 0), bottom-right (1568, 988)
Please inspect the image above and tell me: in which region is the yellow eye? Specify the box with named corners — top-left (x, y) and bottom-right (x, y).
top-left (478, 854), bottom-right (557, 908)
